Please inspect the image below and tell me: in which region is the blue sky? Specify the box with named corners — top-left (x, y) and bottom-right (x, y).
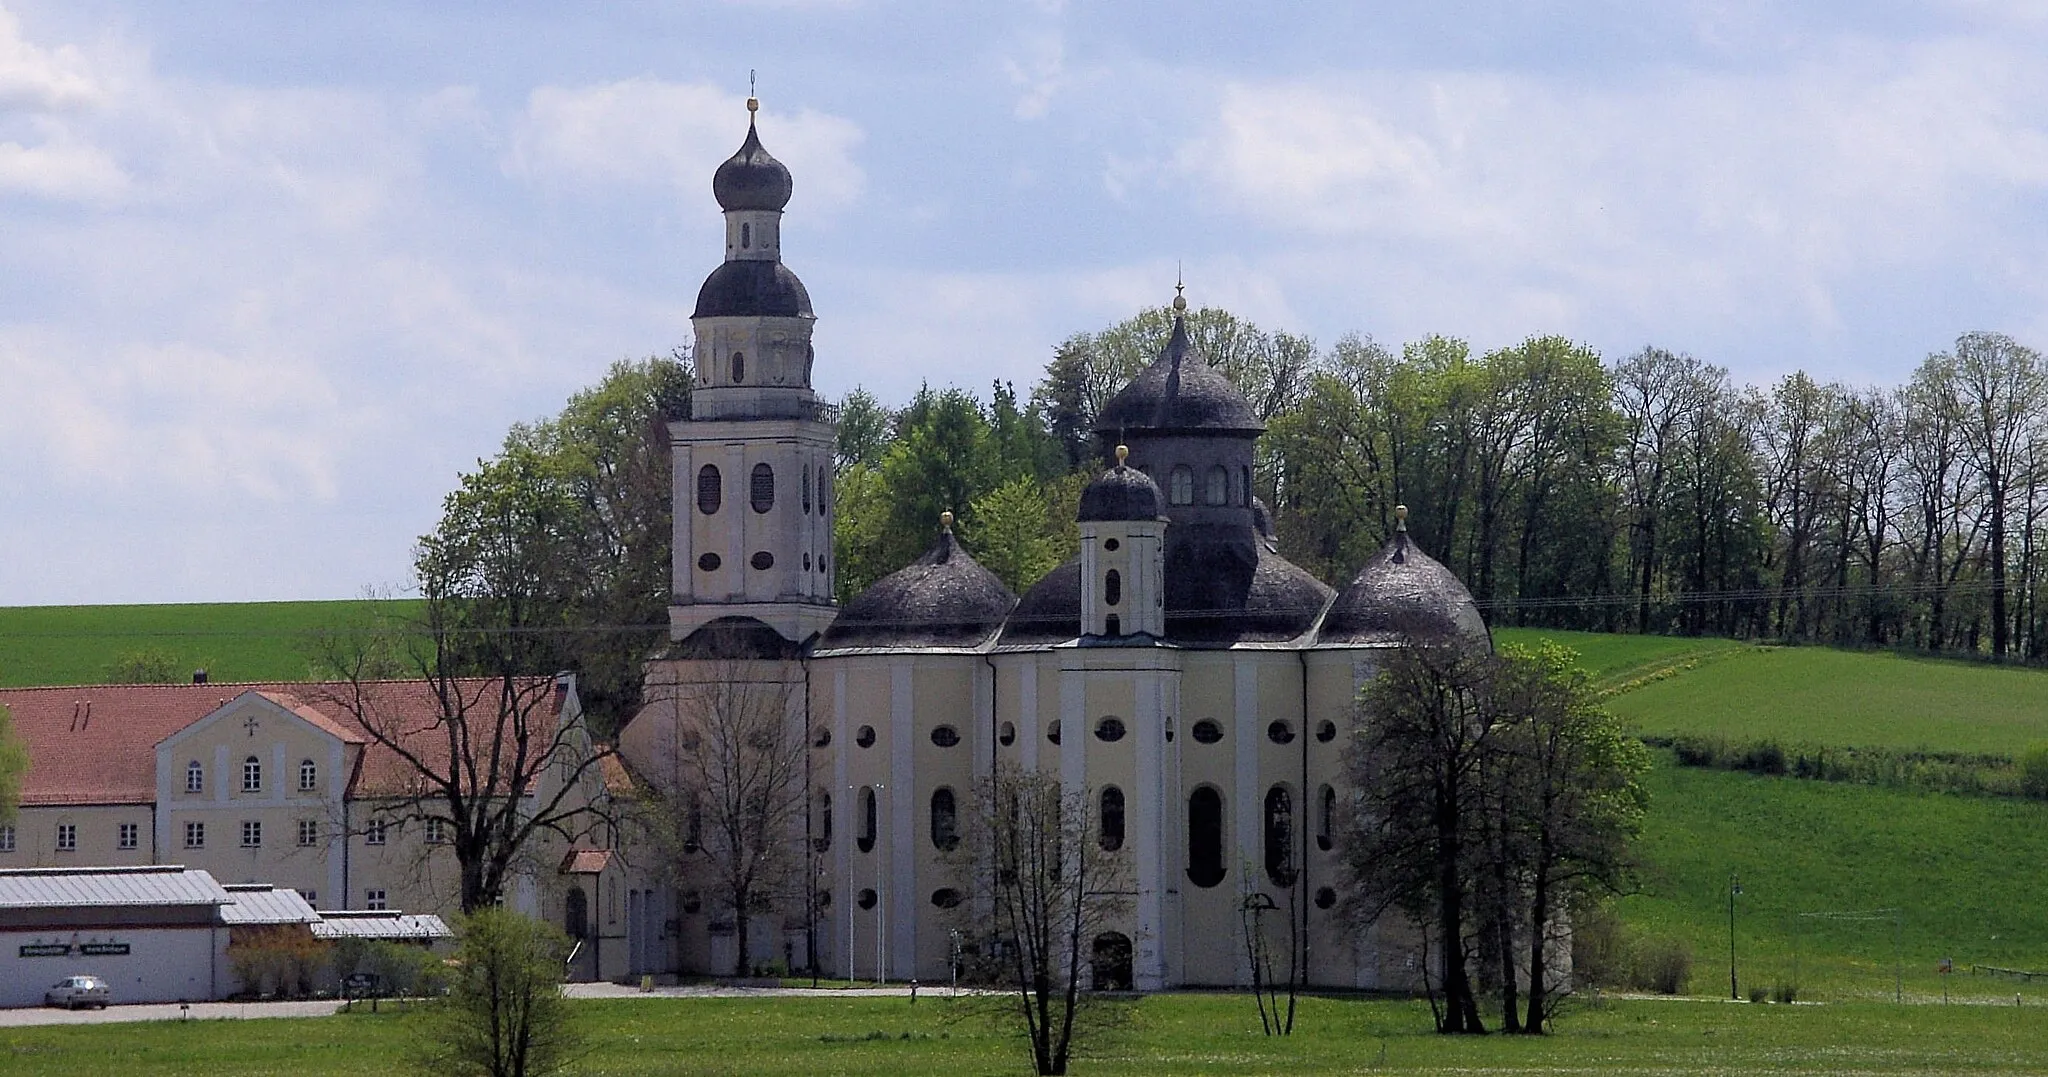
top-left (4, 1), bottom-right (2047, 605)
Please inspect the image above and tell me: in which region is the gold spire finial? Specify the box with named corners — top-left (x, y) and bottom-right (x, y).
top-left (1394, 504), bottom-right (1409, 532)
top-left (747, 70), bottom-right (759, 115)
top-left (1114, 444), bottom-right (1129, 466)
top-left (1173, 266), bottom-right (1187, 313)
top-left (940, 510), bottom-right (954, 532)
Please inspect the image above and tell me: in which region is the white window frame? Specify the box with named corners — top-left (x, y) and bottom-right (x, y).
top-left (241, 820), bottom-right (262, 848)
top-left (187, 761), bottom-right (204, 794)
top-left (298, 819), bottom-right (319, 847)
top-left (118, 822), bottom-right (139, 850)
top-left (424, 818), bottom-right (446, 845)
top-left (299, 759), bottom-right (318, 792)
top-left (365, 819), bottom-right (387, 846)
top-left (0, 824), bottom-right (14, 852)
top-left (184, 821), bottom-right (206, 849)
top-left (242, 756), bottom-right (262, 794)
top-left (55, 824), bottom-right (76, 852)
top-left (365, 889), bottom-right (387, 911)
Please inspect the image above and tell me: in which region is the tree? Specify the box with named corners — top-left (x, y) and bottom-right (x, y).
top-left (638, 647), bottom-right (808, 976)
top-left (1951, 332), bottom-right (2045, 656)
top-left (955, 765), bottom-right (1133, 1076)
top-left (835, 388), bottom-right (894, 472)
top-left (1343, 643), bottom-right (1498, 1034)
top-left (422, 907), bottom-right (581, 1077)
top-left (103, 648), bottom-right (187, 684)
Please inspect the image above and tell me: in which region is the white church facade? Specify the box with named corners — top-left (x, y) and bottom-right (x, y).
top-left (617, 101), bottom-right (1493, 989)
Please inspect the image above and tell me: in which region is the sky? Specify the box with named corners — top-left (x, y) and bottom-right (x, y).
top-left (4, 1), bottom-right (2048, 606)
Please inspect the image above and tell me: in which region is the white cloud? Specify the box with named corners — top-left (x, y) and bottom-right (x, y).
top-left (509, 78), bottom-right (865, 212)
top-left (0, 4), bottom-right (103, 111)
top-left (0, 126), bottom-right (123, 198)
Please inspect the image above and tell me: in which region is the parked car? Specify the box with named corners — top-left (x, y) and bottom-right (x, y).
top-left (44, 975), bottom-right (111, 1009)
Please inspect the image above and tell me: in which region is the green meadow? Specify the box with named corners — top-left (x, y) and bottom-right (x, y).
top-left (8, 995), bottom-right (2048, 1076)
top-left (0, 600), bottom-right (419, 687)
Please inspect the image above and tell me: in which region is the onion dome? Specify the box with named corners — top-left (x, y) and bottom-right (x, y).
top-left (1078, 445), bottom-right (1164, 522)
top-left (819, 513), bottom-right (1018, 650)
top-left (1319, 506), bottom-right (1490, 647)
top-left (999, 537), bottom-right (1332, 647)
top-left (1094, 308), bottom-right (1263, 437)
top-left (712, 109), bottom-right (793, 212)
top-left (694, 260), bottom-right (813, 319)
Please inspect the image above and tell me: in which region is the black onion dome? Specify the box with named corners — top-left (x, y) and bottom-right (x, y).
top-left (1094, 315), bottom-right (1264, 436)
top-left (1078, 461), bottom-right (1164, 522)
top-left (997, 542), bottom-right (1332, 648)
top-left (1319, 527), bottom-right (1490, 647)
top-left (820, 528), bottom-right (1017, 650)
top-left (712, 121), bottom-right (793, 212)
top-left (694, 260), bottom-right (813, 319)
top-left (664, 615), bottom-right (806, 660)
top-left (997, 557), bottom-right (1082, 647)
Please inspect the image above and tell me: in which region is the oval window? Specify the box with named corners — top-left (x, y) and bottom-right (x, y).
top-left (1267, 720), bottom-right (1295, 745)
top-left (930, 888), bottom-right (963, 909)
top-left (1094, 717), bottom-right (1126, 743)
top-left (1190, 719), bottom-right (1223, 745)
top-left (930, 788), bottom-right (959, 851)
top-left (1187, 787), bottom-right (1225, 888)
top-left (812, 726), bottom-right (832, 748)
top-left (1316, 719), bottom-right (1337, 743)
top-left (856, 725), bottom-right (876, 748)
top-left (1104, 569), bottom-right (1121, 607)
top-left (1315, 886), bottom-right (1337, 910)
top-left (931, 725), bottom-right (960, 748)
top-left (998, 721), bottom-right (1016, 746)
top-left (731, 351), bottom-right (746, 383)
top-left (1047, 719), bottom-right (1062, 745)
top-left (751, 551), bottom-right (774, 570)
top-left (1103, 538), bottom-right (1120, 552)
top-left (1099, 786), bottom-right (1125, 852)
top-left (698, 552), bottom-right (721, 572)
top-left (751, 463), bottom-right (775, 513)
top-left (697, 465), bottom-right (722, 515)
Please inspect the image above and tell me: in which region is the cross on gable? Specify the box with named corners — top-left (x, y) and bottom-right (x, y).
top-left (244, 715), bottom-right (260, 737)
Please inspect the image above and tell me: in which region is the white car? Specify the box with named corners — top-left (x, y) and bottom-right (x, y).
top-left (44, 975), bottom-right (111, 1009)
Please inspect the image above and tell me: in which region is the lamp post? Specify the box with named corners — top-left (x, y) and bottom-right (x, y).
top-left (876, 781), bottom-right (888, 987)
top-left (1729, 873), bottom-right (1743, 1000)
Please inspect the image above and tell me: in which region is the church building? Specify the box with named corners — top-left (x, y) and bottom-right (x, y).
top-left (619, 99), bottom-right (1491, 989)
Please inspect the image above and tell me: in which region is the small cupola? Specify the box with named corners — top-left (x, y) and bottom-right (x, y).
top-left (1080, 446), bottom-right (1166, 640)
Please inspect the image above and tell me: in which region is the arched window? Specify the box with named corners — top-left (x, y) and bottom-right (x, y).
top-left (930, 788), bottom-right (959, 851)
top-left (1098, 786), bottom-right (1125, 851)
top-left (1169, 466), bottom-right (1194, 505)
top-left (814, 789), bottom-right (833, 852)
top-left (186, 761), bottom-right (204, 793)
top-left (1105, 614), bottom-right (1120, 635)
top-left (802, 466), bottom-right (813, 514)
top-left (565, 887), bottom-right (589, 939)
top-left (1206, 465), bottom-right (1229, 505)
top-left (750, 463), bottom-right (775, 513)
top-left (818, 465), bottom-right (831, 513)
top-left (1264, 785), bottom-right (1297, 887)
top-left (1104, 569), bottom-right (1121, 607)
top-left (731, 351), bottom-right (746, 383)
top-left (1317, 784), bottom-right (1336, 852)
top-left (697, 465), bottom-right (722, 515)
top-left (242, 756), bottom-right (262, 793)
top-left (1187, 787), bottom-right (1225, 888)
top-left (1092, 932), bottom-right (1133, 990)
top-left (298, 759), bottom-right (317, 792)
top-left (857, 786), bottom-right (877, 853)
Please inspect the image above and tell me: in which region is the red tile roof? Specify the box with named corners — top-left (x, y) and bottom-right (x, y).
top-left (0, 679), bottom-right (568, 806)
top-left (559, 848), bottom-right (614, 875)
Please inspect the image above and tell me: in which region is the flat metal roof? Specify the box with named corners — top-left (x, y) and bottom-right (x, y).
top-left (219, 884), bottom-right (320, 925)
top-left (311, 912), bottom-right (452, 941)
top-left (0, 865), bottom-right (230, 909)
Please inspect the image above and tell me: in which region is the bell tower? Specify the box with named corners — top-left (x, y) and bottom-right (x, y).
top-left (668, 95), bottom-right (839, 644)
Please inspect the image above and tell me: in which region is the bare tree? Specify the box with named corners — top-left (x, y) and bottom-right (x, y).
top-left (638, 652), bottom-right (807, 977)
top-left (954, 765), bottom-right (1133, 1077)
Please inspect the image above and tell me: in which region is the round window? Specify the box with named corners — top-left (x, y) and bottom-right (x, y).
top-left (1267, 720), bottom-right (1295, 745)
top-left (1315, 887), bottom-right (1337, 910)
top-left (1316, 719), bottom-right (1337, 743)
top-left (751, 551), bottom-right (775, 570)
top-left (931, 725), bottom-right (961, 748)
top-left (697, 552), bottom-right (721, 572)
top-left (855, 725), bottom-right (876, 748)
top-left (856, 889), bottom-right (877, 910)
top-left (1190, 719), bottom-right (1223, 745)
top-left (812, 726), bottom-right (832, 748)
top-left (1095, 717), bottom-right (1126, 743)
top-left (1103, 538), bottom-right (1120, 552)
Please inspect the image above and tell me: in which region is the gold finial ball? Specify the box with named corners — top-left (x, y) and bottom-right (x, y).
top-left (747, 96), bottom-right (759, 114)
top-left (1172, 293), bottom-right (1187, 313)
top-left (1395, 504), bottom-right (1408, 520)
top-left (1115, 444), bottom-right (1129, 466)
top-left (940, 510), bottom-right (954, 531)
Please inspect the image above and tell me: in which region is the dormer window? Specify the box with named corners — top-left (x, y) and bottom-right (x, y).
top-left (186, 761), bottom-right (204, 794)
top-left (242, 756), bottom-right (262, 794)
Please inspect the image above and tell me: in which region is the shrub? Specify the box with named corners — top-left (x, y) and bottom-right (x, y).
top-left (1772, 981), bottom-right (1800, 1004)
top-left (418, 908), bottom-right (579, 1077)
top-left (228, 926), bottom-right (331, 998)
top-left (1628, 936), bottom-right (1694, 995)
top-left (333, 938), bottom-right (448, 997)
top-left (1748, 985), bottom-right (1769, 1003)
top-left (2020, 744), bottom-right (2048, 800)
top-left (1568, 903), bottom-right (1629, 989)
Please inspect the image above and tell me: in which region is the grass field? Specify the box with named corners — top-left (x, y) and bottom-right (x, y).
top-left (7, 995), bottom-right (2048, 1076)
top-left (0, 601), bottom-right (419, 687)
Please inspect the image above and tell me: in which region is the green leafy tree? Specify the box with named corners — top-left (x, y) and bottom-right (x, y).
top-left (421, 907), bottom-right (580, 1077)
top-left (103, 648), bottom-right (188, 684)
top-left (835, 388), bottom-right (894, 472)
top-left (965, 476), bottom-right (1067, 593)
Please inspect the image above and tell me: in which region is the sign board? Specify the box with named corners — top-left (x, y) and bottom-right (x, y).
top-left (19, 943), bottom-right (71, 957)
top-left (345, 973), bottom-right (379, 991)
top-left (80, 942), bottom-right (131, 956)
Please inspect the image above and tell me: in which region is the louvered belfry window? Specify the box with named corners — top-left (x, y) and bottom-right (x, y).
top-left (697, 465), bottom-right (722, 515)
top-left (751, 463), bottom-right (775, 513)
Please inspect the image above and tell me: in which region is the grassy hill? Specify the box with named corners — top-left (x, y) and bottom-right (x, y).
top-left (0, 600), bottom-right (419, 687)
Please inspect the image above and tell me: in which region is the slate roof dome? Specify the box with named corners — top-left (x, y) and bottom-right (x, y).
top-left (1078, 446), bottom-right (1164, 522)
top-left (1319, 509), bottom-right (1490, 647)
top-left (819, 515), bottom-right (1018, 650)
top-left (712, 118), bottom-right (793, 212)
top-left (1094, 313), bottom-right (1264, 437)
top-left (694, 260), bottom-right (814, 319)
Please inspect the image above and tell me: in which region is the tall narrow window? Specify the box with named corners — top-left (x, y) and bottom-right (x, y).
top-left (187, 761), bottom-right (204, 793)
top-left (1206, 465), bottom-right (1229, 505)
top-left (1264, 785), bottom-right (1297, 887)
top-left (802, 466), bottom-right (813, 513)
top-left (930, 788), bottom-right (959, 851)
top-left (0, 825), bottom-right (13, 852)
top-left (565, 888), bottom-right (588, 938)
top-left (1187, 787), bottom-right (1224, 888)
top-left (1242, 465), bottom-right (1253, 505)
top-left (818, 465), bottom-right (831, 513)
top-left (241, 820), bottom-right (263, 848)
top-left (1170, 466), bottom-right (1194, 505)
top-left (299, 759), bottom-right (317, 791)
top-left (814, 790), bottom-right (833, 852)
top-left (731, 351), bottom-right (746, 383)
top-left (56, 824), bottom-right (76, 852)
top-left (1104, 569), bottom-right (1121, 607)
top-left (1317, 784), bottom-right (1336, 852)
top-left (857, 786), bottom-right (877, 852)
top-left (242, 756), bottom-right (262, 793)
top-left (750, 462), bottom-right (775, 513)
top-left (697, 464), bottom-right (722, 515)
top-left (1098, 786), bottom-right (1125, 851)
top-left (741, 221), bottom-right (752, 249)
